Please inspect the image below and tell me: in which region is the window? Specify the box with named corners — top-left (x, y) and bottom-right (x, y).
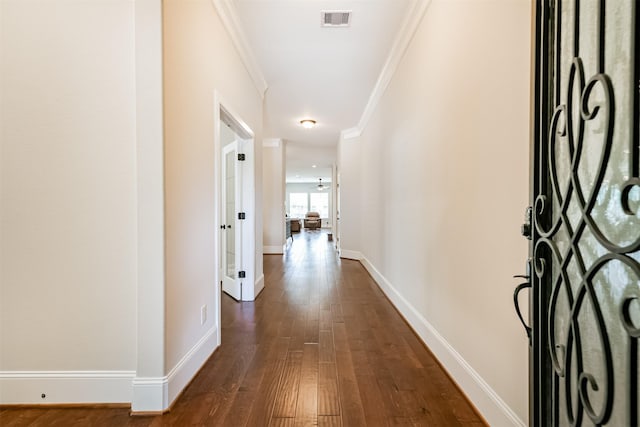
top-left (310, 193), bottom-right (329, 218)
top-left (289, 193), bottom-right (308, 218)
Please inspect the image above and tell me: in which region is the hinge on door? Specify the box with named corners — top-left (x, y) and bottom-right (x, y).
top-left (238, 153), bottom-right (245, 161)
top-left (238, 271), bottom-right (246, 278)
top-left (238, 212), bottom-right (246, 220)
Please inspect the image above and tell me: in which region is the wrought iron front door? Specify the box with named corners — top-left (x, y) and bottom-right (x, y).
top-left (528, 0), bottom-right (640, 425)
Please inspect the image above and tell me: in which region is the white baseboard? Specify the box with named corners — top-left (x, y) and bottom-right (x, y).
top-left (166, 325), bottom-right (218, 406)
top-left (339, 249), bottom-right (362, 260)
top-left (0, 370), bottom-right (135, 404)
top-left (359, 257), bottom-right (526, 427)
top-left (132, 326), bottom-right (219, 412)
top-left (254, 274), bottom-right (265, 297)
top-left (263, 245), bottom-right (283, 254)
top-left (131, 376), bottom-right (166, 412)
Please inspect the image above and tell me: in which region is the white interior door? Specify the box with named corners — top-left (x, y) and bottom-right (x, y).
top-left (222, 141), bottom-right (241, 300)
top-left (335, 170), bottom-right (341, 254)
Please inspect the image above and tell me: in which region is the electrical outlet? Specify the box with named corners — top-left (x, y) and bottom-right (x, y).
top-left (201, 305), bottom-right (207, 325)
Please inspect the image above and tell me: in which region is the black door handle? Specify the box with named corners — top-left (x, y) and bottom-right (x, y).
top-left (220, 225), bottom-right (226, 229)
top-left (513, 281), bottom-right (532, 343)
top-left (227, 224), bottom-right (232, 229)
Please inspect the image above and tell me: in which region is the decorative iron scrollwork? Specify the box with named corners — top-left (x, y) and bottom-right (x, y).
top-left (533, 32), bottom-right (640, 427)
top-left (529, 1), bottom-right (640, 425)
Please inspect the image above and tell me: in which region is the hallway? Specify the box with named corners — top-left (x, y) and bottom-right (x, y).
top-left (1, 230), bottom-right (485, 426)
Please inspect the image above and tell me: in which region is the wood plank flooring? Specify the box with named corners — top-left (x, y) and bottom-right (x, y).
top-left (0, 229), bottom-right (486, 426)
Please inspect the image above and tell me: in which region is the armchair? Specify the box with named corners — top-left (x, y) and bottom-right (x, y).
top-left (303, 212), bottom-right (321, 229)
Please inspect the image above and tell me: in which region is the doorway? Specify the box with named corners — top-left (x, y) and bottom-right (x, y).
top-left (333, 165), bottom-right (340, 256)
top-left (214, 93), bottom-right (257, 313)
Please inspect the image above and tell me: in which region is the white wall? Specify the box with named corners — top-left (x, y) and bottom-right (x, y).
top-left (263, 140), bottom-right (285, 253)
top-left (340, 0), bottom-right (531, 424)
top-left (162, 0), bottom-right (263, 398)
top-left (0, 0), bottom-right (264, 409)
top-left (0, 0), bottom-right (138, 403)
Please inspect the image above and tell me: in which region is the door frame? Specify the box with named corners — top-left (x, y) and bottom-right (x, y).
top-left (213, 91), bottom-right (256, 341)
top-left (529, 2), bottom-right (547, 425)
top-left (333, 165), bottom-right (340, 255)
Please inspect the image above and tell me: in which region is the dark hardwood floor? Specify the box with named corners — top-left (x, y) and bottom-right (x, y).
top-left (0, 229), bottom-right (486, 426)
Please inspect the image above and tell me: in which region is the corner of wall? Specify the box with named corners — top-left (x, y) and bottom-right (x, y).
top-left (132, 326), bottom-right (219, 413)
top-left (340, 127), bottom-right (361, 141)
top-left (134, 0), bottom-right (166, 410)
top-left (263, 245), bottom-right (284, 254)
top-left (339, 250), bottom-right (363, 261)
top-left (262, 138), bottom-right (282, 147)
top-left (254, 274), bottom-right (265, 297)
top-left (210, 0), bottom-right (267, 98)
top-left (131, 377), bottom-right (167, 413)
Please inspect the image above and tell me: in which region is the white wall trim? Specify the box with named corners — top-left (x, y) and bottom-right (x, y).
top-left (339, 249), bottom-right (362, 261)
top-left (134, 0), bottom-right (166, 391)
top-left (358, 256), bottom-right (526, 427)
top-left (166, 326), bottom-right (219, 406)
top-left (211, 0), bottom-right (268, 98)
top-left (262, 138), bottom-right (282, 148)
top-left (131, 376), bottom-right (166, 412)
top-left (340, 127), bottom-right (361, 140)
top-left (0, 371), bottom-right (135, 405)
top-left (254, 274), bottom-right (265, 297)
top-left (132, 326), bottom-right (219, 413)
top-left (342, 0), bottom-right (432, 138)
top-left (263, 245), bottom-right (283, 254)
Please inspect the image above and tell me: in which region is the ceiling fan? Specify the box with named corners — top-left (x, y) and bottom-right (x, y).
top-left (316, 178), bottom-right (328, 191)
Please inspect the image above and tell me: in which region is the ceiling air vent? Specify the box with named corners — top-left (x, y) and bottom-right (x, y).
top-left (321, 10), bottom-right (351, 27)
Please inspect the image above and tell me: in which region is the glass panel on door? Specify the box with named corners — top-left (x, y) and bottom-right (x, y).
top-left (225, 148), bottom-right (236, 280)
top-left (222, 141), bottom-right (241, 301)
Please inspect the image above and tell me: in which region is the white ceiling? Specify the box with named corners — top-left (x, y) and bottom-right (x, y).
top-left (285, 142), bottom-right (335, 183)
top-left (232, 0), bottom-right (415, 181)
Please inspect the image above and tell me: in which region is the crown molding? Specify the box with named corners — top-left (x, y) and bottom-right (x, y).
top-left (343, 0), bottom-right (432, 137)
top-left (211, 0), bottom-right (268, 99)
top-left (262, 138), bottom-right (282, 148)
top-left (340, 127), bottom-right (361, 141)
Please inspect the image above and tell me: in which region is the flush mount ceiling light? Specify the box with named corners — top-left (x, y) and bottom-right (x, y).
top-left (300, 119), bottom-right (316, 129)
